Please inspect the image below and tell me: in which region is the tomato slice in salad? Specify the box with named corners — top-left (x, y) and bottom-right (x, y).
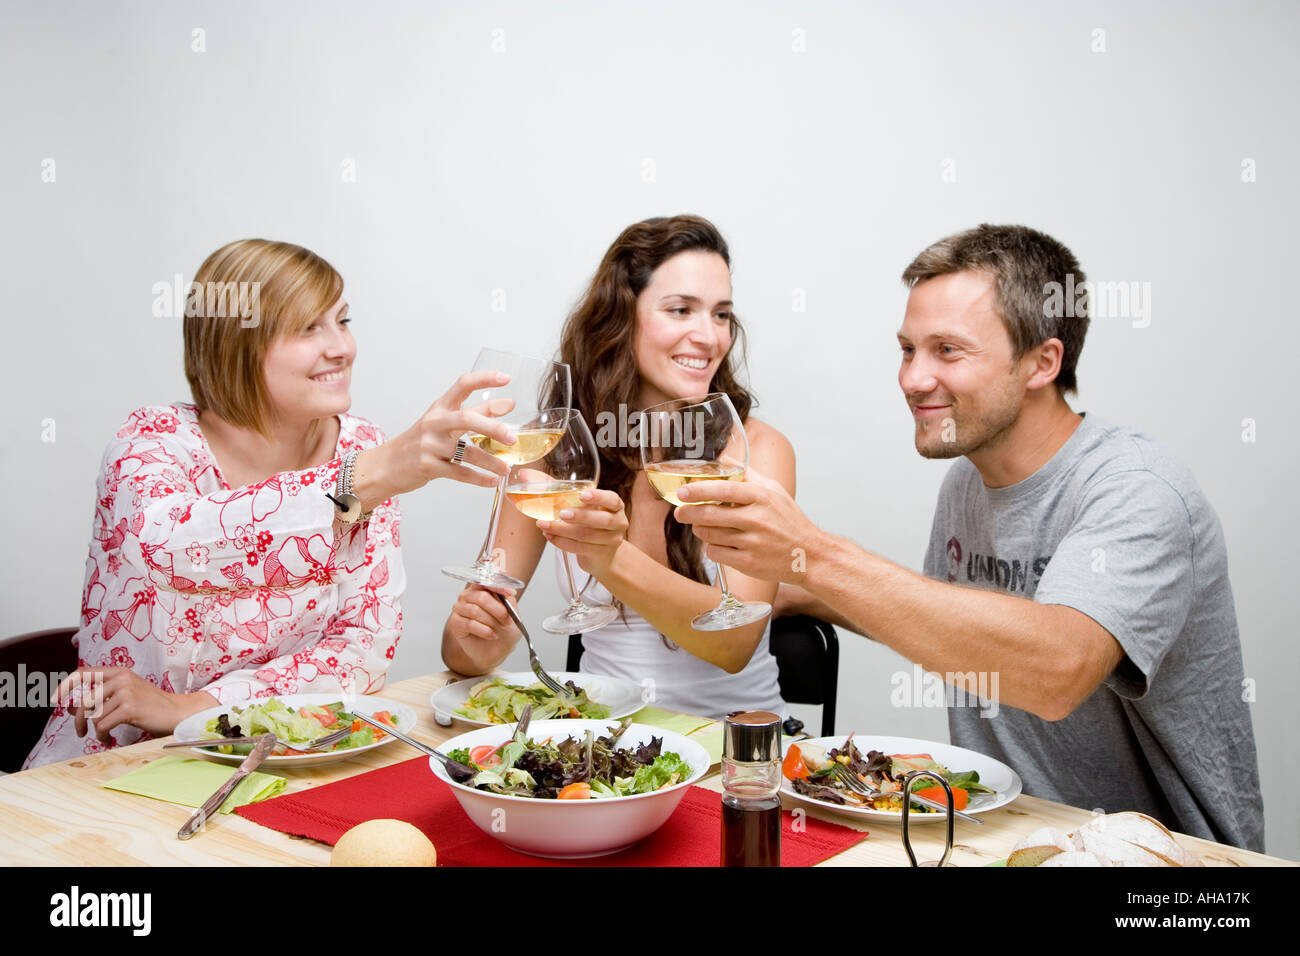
top-left (299, 706), bottom-right (336, 728)
top-left (468, 744), bottom-right (503, 769)
top-left (557, 782), bottom-right (592, 799)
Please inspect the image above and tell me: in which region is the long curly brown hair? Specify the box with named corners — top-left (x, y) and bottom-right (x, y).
top-left (556, 215), bottom-right (755, 603)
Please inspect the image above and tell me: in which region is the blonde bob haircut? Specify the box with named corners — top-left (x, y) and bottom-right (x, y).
top-left (184, 239), bottom-right (343, 437)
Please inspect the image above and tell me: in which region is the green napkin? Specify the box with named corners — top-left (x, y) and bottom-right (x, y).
top-left (688, 724), bottom-right (725, 766)
top-left (103, 756), bottom-right (286, 813)
top-left (628, 705), bottom-right (716, 737)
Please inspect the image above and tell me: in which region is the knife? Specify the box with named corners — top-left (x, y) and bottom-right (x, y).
top-left (165, 735), bottom-right (268, 749)
top-left (177, 733), bottom-right (276, 840)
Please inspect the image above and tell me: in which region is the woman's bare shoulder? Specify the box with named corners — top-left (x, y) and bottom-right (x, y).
top-left (744, 416), bottom-right (794, 456)
top-left (743, 416), bottom-right (795, 491)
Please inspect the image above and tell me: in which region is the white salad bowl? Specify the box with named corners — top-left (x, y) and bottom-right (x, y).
top-left (428, 719), bottom-right (712, 858)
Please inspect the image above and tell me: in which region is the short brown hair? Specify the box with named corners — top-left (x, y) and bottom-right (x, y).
top-left (901, 224), bottom-right (1088, 394)
top-left (184, 239), bottom-right (343, 435)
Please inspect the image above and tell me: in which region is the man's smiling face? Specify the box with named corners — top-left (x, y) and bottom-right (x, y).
top-left (898, 270), bottom-right (1031, 460)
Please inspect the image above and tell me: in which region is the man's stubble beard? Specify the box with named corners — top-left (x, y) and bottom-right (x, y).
top-left (914, 389), bottom-right (1024, 461)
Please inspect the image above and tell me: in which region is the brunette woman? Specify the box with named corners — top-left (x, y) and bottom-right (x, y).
top-left (442, 216), bottom-right (795, 717)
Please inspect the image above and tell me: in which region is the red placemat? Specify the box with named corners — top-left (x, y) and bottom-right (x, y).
top-left (237, 756), bottom-right (866, 866)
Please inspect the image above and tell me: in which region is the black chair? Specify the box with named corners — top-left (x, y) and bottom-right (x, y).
top-left (768, 615), bottom-right (839, 736)
top-left (567, 613), bottom-right (839, 735)
top-left (0, 627), bottom-right (79, 773)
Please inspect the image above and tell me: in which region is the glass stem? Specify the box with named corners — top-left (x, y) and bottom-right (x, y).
top-left (474, 475), bottom-right (508, 569)
top-left (562, 551), bottom-right (584, 611)
top-left (715, 563), bottom-right (741, 608)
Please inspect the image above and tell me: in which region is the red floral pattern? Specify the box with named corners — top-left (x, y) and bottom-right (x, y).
top-left (23, 404), bottom-right (404, 768)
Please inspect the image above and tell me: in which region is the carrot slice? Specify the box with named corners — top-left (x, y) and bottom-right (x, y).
top-left (782, 745), bottom-right (809, 781)
top-left (915, 785), bottom-right (968, 811)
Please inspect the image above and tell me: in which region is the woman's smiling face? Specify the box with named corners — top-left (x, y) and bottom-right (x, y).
top-left (632, 250), bottom-right (735, 409)
top-left (261, 295), bottom-right (356, 427)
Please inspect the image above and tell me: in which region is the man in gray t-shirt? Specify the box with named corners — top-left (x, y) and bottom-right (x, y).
top-left (923, 414), bottom-right (1262, 849)
top-left (675, 224), bottom-right (1265, 851)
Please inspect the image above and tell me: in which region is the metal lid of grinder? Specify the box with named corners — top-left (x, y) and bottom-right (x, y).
top-left (722, 710), bottom-right (782, 763)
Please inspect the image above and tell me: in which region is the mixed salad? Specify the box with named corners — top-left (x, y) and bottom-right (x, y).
top-left (446, 718), bottom-right (693, 799)
top-left (783, 735), bottom-right (994, 812)
top-left (199, 698), bottom-right (399, 755)
top-left (455, 677), bottom-right (610, 723)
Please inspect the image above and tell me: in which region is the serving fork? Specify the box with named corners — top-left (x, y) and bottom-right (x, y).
top-left (354, 706), bottom-right (535, 783)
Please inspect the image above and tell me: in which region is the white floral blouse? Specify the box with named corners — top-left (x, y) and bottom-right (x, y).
top-left (23, 403), bottom-right (404, 768)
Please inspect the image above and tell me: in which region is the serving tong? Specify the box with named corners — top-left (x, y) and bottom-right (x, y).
top-left (355, 704), bottom-right (535, 784)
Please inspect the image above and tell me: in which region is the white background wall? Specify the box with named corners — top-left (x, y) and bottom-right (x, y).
top-left (2, 0), bottom-right (1295, 858)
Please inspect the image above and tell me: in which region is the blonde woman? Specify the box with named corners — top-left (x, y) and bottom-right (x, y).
top-left (25, 239), bottom-right (513, 767)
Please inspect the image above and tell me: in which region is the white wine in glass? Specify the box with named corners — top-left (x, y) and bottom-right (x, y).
top-left (639, 392), bottom-right (771, 632)
top-left (504, 410), bottom-right (619, 636)
top-left (471, 428), bottom-right (565, 465)
top-left (506, 479), bottom-right (595, 519)
top-left (441, 349), bottom-right (572, 591)
top-left (644, 459), bottom-right (745, 506)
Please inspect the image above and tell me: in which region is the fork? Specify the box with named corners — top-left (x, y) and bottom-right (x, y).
top-left (283, 723), bottom-right (356, 752)
top-left (493, 592), bottom-right (570, 697)
top-left (830, 762), bottom-right (983, 825)
top-left (166, 724), bottom-right (354, 753)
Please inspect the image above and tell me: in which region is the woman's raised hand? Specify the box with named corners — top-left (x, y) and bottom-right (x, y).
top-left (537, 488), bottom-right (629, 578)
top-left (353, 370), bottom-right (517, 509)
top-left (443, 585), bottom-right (523, 673)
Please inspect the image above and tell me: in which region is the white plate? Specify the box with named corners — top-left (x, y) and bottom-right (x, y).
top-left (428, 719), bottom-right (711, 857)
top-left (782, 734), bottom-right (1022, 823)
top-left (172, 693), bottom-right (418, 768)
top-left (430, 671), bottom-right (645, 727)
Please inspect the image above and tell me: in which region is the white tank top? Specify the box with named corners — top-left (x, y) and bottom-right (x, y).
top-left (553, 549), bottom-right (785, 720)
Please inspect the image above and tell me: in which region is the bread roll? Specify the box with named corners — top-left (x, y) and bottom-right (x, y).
top-left (1007, 827), bottom-right (1078, 867)
top-left (331, 819), bottom-right (438, 867)
top-left (1005, 811), bottom-right (1203, 867)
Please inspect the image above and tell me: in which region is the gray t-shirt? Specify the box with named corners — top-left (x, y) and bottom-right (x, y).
top-left (923, 413), bottom-right (1264, 851)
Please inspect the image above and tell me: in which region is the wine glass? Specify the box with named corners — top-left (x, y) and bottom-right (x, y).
top-left (504, 409), bottom-right (620, 635)
top-left (441, 349), bottom-right (572, 590)
top-left (638, 392), bottom-right (771, 631)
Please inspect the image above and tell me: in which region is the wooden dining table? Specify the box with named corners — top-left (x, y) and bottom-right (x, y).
top-left (0, 671), bottom-right (1290, 867)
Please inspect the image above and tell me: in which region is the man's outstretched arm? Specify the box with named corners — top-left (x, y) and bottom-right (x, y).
top-left (676, 473), bottom-right (1123, 721)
